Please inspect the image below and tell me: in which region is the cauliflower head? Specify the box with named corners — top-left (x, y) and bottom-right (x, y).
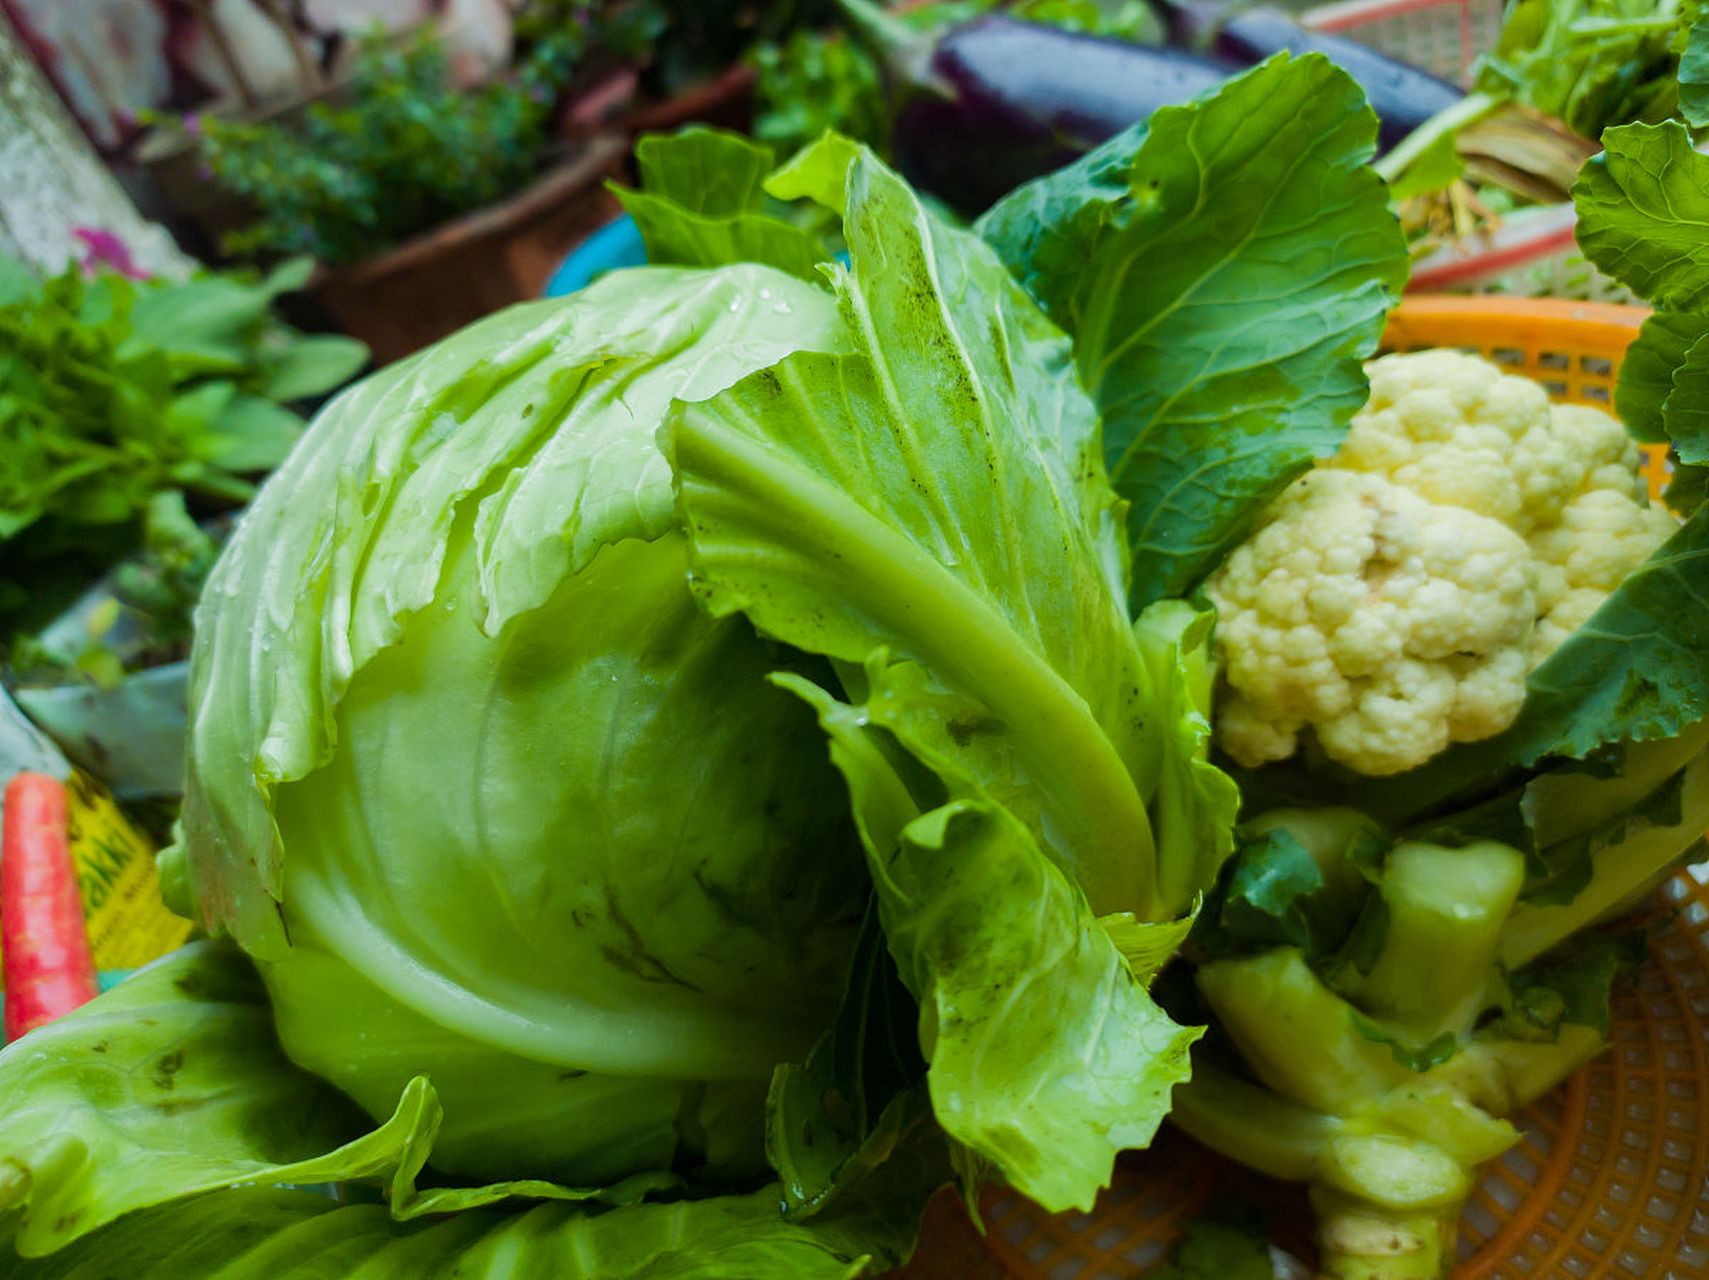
top-left (1207, 350), bottom-right (1677, 777)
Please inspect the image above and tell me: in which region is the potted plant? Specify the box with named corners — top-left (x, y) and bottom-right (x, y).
top-left (0, 247), bottom-right (366, 796)
top-left (166, 12), bottom-right (635, 362)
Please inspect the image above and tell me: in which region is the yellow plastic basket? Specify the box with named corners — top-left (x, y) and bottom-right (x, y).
top-left (897, 298), bottom-right (1709, 1280)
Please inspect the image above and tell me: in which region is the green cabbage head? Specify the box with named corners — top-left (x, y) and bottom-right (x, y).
top-left (177, 264), bottom-right (865, 1185)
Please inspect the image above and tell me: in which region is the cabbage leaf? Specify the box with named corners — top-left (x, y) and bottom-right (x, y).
top-left (0, 945), bottom-right (922, 1278)
top-left (181, 264), bottom-right (851, 956)
top-left (612, 128), bottom-right (834, 280)
top-left (6, 1186), bottom-right (902, 1279)
top-left (668, 140), bottom-right (1219, 1212)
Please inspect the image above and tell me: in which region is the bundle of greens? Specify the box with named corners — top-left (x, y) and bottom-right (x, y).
top-left (0, 253), bottom-right (365, 649)
top-left (748, 0), bottom-right (1164, 159)
top-left (1477, 0), bottom-right (1705, 137)
top-left (0, 53), bottom-right (1405, 1277)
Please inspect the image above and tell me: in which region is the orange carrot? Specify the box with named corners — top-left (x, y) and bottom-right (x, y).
top-left (2, 772), bottom-right (97, 1042)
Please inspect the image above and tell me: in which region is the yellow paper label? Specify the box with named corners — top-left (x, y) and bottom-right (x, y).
top-left (62, 771), bottom-right (193, 970)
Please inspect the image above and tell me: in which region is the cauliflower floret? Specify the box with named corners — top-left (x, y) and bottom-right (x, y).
top-left (1344, 351), bottom-right (1585, 531)
top-left (1528, 487), bottom-right (1679, 661)
top-left (1208, 470), bottom-right (1535, 772)
top-left (1208, 350), bottom-right (1677, 776)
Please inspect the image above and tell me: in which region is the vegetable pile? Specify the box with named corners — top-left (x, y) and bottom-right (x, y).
top-left (0, 42), bottom-right (1704, 1280)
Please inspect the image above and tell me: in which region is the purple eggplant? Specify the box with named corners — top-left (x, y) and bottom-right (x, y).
top-left (841, 0), bottom-right (1241, 214)
top-left (1206, 6), bottom-right (1463, 151)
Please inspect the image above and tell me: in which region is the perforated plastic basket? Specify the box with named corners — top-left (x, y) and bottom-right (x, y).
top-left (1303, 0), bottom-right (1505, 83)
top-left (897, 297), bottom-right (1709, 1280)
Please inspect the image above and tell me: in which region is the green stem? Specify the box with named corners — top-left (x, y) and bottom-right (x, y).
top-left (1455, 1026), bottom-right (1606, 1114)
top-left (1168, 1060), bottom-right (1332, 1180)
top-left (1197, 950), bottom-right (1411, 1114)
top-left (1312, 1187), bottom-right (1459, 1280)
top-left (1373, 91), bottom-right (1501, 185)
top-left (1500, 747), bottom-right (1709, 968)
top-left (674, 401), bottom-right (1160, 918)
top-left (1346, 840), bottom-right (1525, 1039)
top-left (1568, 15), bottom-right (1681, 38)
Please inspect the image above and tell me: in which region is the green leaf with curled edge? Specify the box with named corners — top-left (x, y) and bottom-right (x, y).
top-left (765, 902), bottom-right (946, 1222)
top-left (5, 1184), bottom-right (906, 1280)
top-left (1575, 122), bottom-right (1709, 313)
top-left (612, 127), bottom-right (835, 280)
top-left (1498, 933), bottom-right (1646, 1042)
top-left (779, 674), bottom-right (1199, 1216)
top-left (1663, 333), bottom-right (1709, 466)
top-left (668, 139), bottom-right (1217, 1211)
top-left (0, 943), bottom-right (678, 1259)
top-left (1678, 19), bottom-right (1709, 130)
top-left (0, 942), bottom-right (923, 1279)
top-left (1616, 311), bottom-right (1709, 445)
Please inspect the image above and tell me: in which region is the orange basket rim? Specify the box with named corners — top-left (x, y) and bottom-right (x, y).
top-left (1383, 296), bottom-right (1655, 376)
top-left (1388, 293), bottom-right (1651, 330)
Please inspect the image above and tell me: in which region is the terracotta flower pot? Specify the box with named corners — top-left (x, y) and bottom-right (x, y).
top-left (310, 133), bottom-right (628, 364)
top-left (622, 62), bottom-right (756, 136)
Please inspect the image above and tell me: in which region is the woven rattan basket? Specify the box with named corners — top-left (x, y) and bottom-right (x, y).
top-left (898, 298), bottom-right (1709, 1279)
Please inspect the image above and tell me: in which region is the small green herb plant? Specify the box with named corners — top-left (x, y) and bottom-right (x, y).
top-left (192, 25), bottom-right (582, 265)
top-left (0, 252), bottom-right (365, 651)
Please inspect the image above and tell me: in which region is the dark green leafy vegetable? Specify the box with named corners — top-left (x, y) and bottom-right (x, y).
top-left (1581, 119), bottom-right (1709, 527)
top-left (1616, 310), bottom-right (1709, 444)
top-left (765, 903), bottom-right (944, 1217)
top-left (1679, 18), bottom-right (1709, 125)
top-left (749, 28), bottom-right (889, 159)
top-left (1497, 933), bottom-right (1647, 1041)
top-left (1669, 461), bottom-right (1709, 515)
top-left (1192, 808), bottom-right (1389, 967)
top-left (979, 53), bottom-right (1408, 606)
top-left (747, 0), bottom-right (1165, 161)
top-left (668, 134), bottom-right (1227, 1209)
top-left (1474, 0), bottom-right (1690, 138)
top-left (1153, 1209), bottom-right (1276, 1280)
top-left (1575, 121), bottom-right (1709, 312)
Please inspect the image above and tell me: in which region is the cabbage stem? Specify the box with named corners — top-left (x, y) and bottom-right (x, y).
top-left (1342, 840), bottom-right (1524, 1040)
top-left (1501, 747), bottom-right (1709, 968)
top-left (673, 410), bottom-right (1161, 918)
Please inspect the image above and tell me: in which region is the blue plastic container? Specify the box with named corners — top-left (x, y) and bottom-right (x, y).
top-left (543, 212), bottom-right (849, 298)
top-left (544, 215), bottom-right (648, 297)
